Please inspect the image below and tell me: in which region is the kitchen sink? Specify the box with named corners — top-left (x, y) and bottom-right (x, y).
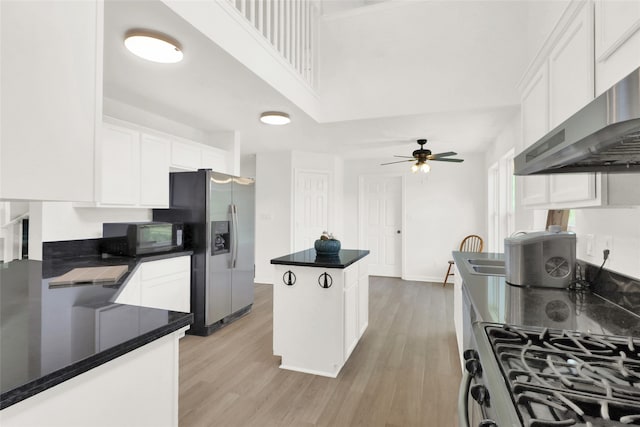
top-left (471, 265), bottom-right (506, 276)
top-left (467, 258), bottom-right (505, 267)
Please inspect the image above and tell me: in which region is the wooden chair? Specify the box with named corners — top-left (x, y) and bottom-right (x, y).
top-left (443, 235), bottom-right (484, 286)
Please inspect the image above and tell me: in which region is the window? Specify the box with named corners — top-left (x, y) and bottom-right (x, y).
top-left (487, 149), bottom-right (515, 253)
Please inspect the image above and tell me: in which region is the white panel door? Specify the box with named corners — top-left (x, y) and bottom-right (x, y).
top-left (360, 176), bottom-right (402, 277)
top-left (294, 171), bottom-right (330, 251)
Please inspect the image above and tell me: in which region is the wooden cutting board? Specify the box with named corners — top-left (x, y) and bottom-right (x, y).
top-left (49, 265), bottom-right (129, 287)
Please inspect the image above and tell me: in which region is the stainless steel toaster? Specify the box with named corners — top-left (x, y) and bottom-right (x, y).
top-left (504, 231), bottom-right (576, 288)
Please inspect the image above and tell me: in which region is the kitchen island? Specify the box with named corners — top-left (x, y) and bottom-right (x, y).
top-left (271, 248), bottom-right (369, 377)
top-left (0, 252), bottom-right (193, 427)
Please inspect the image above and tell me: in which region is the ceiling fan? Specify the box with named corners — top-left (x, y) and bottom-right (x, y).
top-left (381, 139), bottom-right (464, 173)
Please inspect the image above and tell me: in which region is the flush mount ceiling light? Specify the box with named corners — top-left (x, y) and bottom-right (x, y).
top-left (259, 111), bottom-right (291, 125)
top-left (124, 30), bottom-right (183, 63)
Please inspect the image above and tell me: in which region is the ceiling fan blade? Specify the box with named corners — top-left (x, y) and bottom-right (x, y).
top-left (430, 158), bottom-right (464, 163)
top-left (381, 159), bottom-right (416, 165)
top-left (393, 155), bottom-right (416, 158)
top-left (428, 151), bottom-right (457, 159)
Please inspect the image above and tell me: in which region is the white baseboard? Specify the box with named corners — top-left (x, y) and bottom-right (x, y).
top-left (401, 275), bottom-right (445, 284)
top-left (254, 276), bottom-right (273, 286)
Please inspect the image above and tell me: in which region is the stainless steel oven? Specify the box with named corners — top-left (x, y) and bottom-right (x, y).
top-left (458, 322), bottom-right (520, 427)
top-left (459, 322), bottom-right (640, 426)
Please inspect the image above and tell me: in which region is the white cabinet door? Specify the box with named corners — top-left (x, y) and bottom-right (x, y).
top-left (140, 134), bottom-right (170, 207)
top-left (520, 65), bottom-right (550, 207)
top-left (343, 281), bottom-right (358, 360)
top-left (547, 3), bottom-right (598, 207)
top-left (0, 1), bottom-right (101, 201)
top-left (358, 262), bottom-right (369, 335)
top-left (171, 140), bottom-right (201, 171)
top-left (100, 124), bottom-right (139, 205)
top-left (549, 2), bottom-right (594, 128)
top-left (139, 257), bottom-right (190, 313)
top-left (201, 147), bottom-right (227, 173)
top-left (549, 174), bottom-right (598, 204)
top-left (595, 0), bottom-right (640, 95)
top-left (521, 65), bottom-right (549, 148)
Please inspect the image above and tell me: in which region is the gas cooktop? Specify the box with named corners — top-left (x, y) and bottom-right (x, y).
top-left (485, 324), bottom-right (640, 426)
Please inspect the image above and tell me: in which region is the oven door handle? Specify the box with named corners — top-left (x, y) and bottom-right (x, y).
top-left (457, 370), bottom-right (472, 427)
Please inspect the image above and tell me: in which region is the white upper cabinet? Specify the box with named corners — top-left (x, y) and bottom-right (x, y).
top-left (521, 65), bottom-right (550, 148)
top-left (170, 139), bottom-right (230, 174)
top-left (140, 135), bottom-right (170, 207)
top-left (200, 146), bottom-right (228, 173)
top-left (594, 0), bottom-right (640, 95)
top-left (0, 1), bottom-right (103, 201)
top-left (519, 2), bottom-right (596, 209)
top-left (547, 3), bottom-right (597, 207)
top-left (91, 119), bottom-right (230, 208)
top-left (94, 121), bottom-right (169, 208)
top-left (548, 3), bottom-right (594, 128)
top-left (170, 140), bottom-right (201, 171)
top-left (518, 1), bottom-right (638, 209)
top-left (99, 124), bottom-right (140, 206)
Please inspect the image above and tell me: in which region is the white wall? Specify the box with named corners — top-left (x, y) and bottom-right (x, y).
top-left (574, 208), bottom-right (640, 279)
top-left (342, 155), bottom-right (486, 282)
top-left (254, 150), bottom-right (344, 284)
top-left (255, 152), bottom-right (293, 284)
top-left (318, 0), bottom-right (529, 122)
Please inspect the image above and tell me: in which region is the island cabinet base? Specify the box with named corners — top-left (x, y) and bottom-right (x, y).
top-left (0, 327), bottom-right (186, 427)
top-left (272, 256), bottom-right (369, 378)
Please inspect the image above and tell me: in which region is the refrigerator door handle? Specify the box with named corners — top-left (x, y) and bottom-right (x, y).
top-left (231, 204), bottom-right (238, 269)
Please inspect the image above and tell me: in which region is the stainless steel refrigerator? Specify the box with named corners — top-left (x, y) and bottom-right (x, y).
top-left (153, 170), bottom-right (255, 336)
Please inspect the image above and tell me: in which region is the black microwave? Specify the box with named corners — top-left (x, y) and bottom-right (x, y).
top-left (102, 222), bottom-right (184, 257)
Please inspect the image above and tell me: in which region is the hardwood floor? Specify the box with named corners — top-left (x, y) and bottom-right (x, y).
top-left (179, 277), bottom-right (461, 426)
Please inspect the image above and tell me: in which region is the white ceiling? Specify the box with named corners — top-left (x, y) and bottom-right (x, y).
top-left (103, 0), bottom-right (527, 159)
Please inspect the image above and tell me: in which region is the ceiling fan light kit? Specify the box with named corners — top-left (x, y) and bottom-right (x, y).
top-left (381, 139), bottom-right (464, 172)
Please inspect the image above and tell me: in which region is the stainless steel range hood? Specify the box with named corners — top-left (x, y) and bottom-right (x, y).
top-left (514, 67), bottom-right (640, 175)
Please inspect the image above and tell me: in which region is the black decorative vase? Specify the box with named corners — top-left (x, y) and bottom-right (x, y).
top-left (314, 239), bottom-right (341, 256)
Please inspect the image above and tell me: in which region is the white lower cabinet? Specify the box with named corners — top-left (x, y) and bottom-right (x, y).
top-left (0, 328), bottom-right (185, 427)
top-left (273, 259), bottom-right (369, 378)
top-left (115, 256), bottom-right (191, 313)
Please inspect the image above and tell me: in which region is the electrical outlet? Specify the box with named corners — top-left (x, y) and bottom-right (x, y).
top-left (586, 234), bottom-right (594, 256)
top-left (602, 235), bottom-right (613, 260)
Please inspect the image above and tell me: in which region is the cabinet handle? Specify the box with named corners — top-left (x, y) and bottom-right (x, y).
top-left (283, 270), bottom-right (296, 286)
top-left (318, 272), bottom-right (333, 289)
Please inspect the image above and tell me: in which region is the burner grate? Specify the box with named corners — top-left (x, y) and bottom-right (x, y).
top-left (486, 325), bottom-right (640, 426)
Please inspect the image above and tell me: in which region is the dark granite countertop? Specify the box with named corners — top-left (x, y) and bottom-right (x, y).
top-left (270, 249), bottom-right (370, 269)
top-left (453, 251), bottom-right (640, 337)
top-left (0, 251), bottom-right (194, 410)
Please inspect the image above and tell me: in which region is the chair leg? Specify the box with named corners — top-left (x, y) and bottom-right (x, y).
top-left (443, 263), bottom-right (454, 287)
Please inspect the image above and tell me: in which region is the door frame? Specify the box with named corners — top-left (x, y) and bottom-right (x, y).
top-left (357, 173), bottom-right (406, 278)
